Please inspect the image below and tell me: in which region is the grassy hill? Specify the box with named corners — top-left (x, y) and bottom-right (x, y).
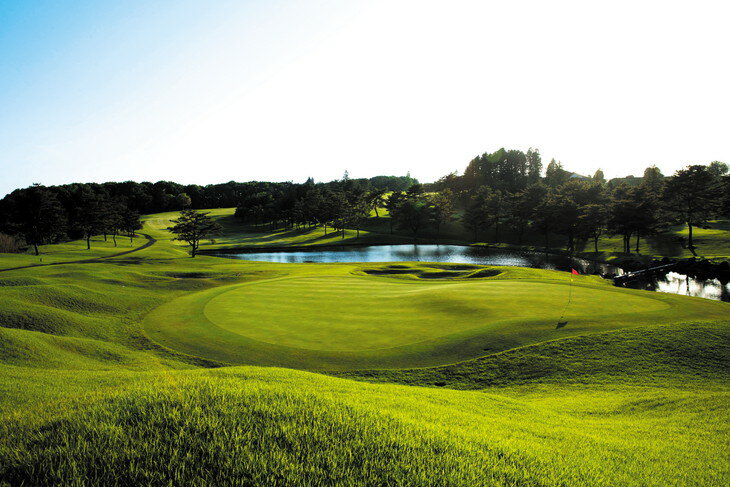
top-left (0, 210), bottom-right (728, 486)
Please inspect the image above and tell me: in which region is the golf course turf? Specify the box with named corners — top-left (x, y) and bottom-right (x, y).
top-left (143, 265), bottom-right (728, 370)
top-left (1, 209), bottom-right (728, 486)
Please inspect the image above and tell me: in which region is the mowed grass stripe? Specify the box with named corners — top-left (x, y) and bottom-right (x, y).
top-left (202, 276), bottom-right (671, 351)
top-left (138, 268), bottom-right (727, 370)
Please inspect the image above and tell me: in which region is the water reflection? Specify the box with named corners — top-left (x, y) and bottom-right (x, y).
top-left (209, 245), bottom-right (730, 301)
top-left (619, 271), bottom-right (730, 302)
top-left (209, 244), bottom-right (621, 274)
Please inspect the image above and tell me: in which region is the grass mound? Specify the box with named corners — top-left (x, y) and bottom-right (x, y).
top-left (0, 327), bottom-right (180, 370)
top-left (2, 365), bottom-right (727, 487)
top-left (340, 321), bottom-right (730, 389)
top-left (0, 376), bottom-right (524, 487)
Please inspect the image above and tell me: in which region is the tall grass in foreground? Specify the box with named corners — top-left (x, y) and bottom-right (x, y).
top-left (1, 362), bottom-right (728, 486)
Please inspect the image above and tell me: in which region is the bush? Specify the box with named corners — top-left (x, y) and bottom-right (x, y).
top-left (0, 233), bottom-right (23, 253)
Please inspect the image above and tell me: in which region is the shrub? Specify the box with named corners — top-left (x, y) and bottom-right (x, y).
top-left (0, 233), bottom-right (23, 253)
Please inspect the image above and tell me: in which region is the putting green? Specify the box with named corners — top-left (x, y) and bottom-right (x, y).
top-left (203, 276), bottom-right (669, 351)
top-left (138, 267), bottom-right (727, 370)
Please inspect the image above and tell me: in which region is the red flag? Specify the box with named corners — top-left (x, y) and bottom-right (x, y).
top-left (571, 268), bottom-right (579, 275)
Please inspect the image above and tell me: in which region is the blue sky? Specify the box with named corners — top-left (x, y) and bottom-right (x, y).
top-left (1, 0), bottom-right (729, 197)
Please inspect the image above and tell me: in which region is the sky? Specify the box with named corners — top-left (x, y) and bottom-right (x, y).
top-left (1, 0), bottom-right (729, 197)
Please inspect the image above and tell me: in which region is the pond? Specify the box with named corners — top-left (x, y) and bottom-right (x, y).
top-left (209, 244), bottom-right (620, 274)
top-left (208, 244), bottom-right (729, 302)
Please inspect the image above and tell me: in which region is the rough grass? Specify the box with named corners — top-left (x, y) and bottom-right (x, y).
top-left (338, 321), bottom-right (730, 389)
top-left (1, 360), bottom-right (728, 487)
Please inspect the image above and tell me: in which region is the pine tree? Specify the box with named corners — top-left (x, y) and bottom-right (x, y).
top-left (167, 209), bottom-right (222, 257)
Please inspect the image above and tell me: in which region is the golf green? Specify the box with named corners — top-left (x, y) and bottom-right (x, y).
top-left (139, 269), bottom-right (717, 370)
top-left (203, 276), bottom-right (669, 351)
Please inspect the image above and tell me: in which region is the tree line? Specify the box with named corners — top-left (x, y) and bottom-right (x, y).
top-left (234, 174), bottom-right (384, 239)
top-left (0, 183), bottom-right (144, 255)
top-left (233, 148), bottom-right (728, 257)
top-left (1, 149), bottom-right (727, 257)
top-left (0, 175), bottom-right (416, 254)
top-left (423, 149), bottom-right (729, 255)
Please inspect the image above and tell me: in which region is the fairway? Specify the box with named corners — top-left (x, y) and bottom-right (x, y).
top-left (203, 276), bottom-right (669, 351)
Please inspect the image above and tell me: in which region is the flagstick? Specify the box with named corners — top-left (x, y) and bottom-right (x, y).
top-left (556, 272), bottom-right (575, 328)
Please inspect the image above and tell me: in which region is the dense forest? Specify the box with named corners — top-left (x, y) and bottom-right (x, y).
top-left (1, 150), bottom-right (728, 257)
top-left (442, 150), bottom-right (729, 254)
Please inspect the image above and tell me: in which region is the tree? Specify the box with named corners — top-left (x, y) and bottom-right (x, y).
top-left (531, 192), bottom-right (560, 250)
top-left (105, 202), bottom-right (125, 247)
top-left (175, 193), bottom-right (192, 209)
top-left (546, 193), bottom-right (580, 252)
top-left (365, 189), bottom-right (387, 217)
top-left (390, 196), bottom-right (430, 237)
top-left (593, 169), bottom-right (605, 183)
top-left (663, 165), bottom-right (723, 254)
top-left (526, 148), bottom-right (542, 183)
top-left (630, 188), bottom-right (661, 253)
top-left (578, 204), bottom-right (606, 253)
top-left (529, 187), bottom-right (580, 252)
top-left (428, 189), bottom-right (454, 237)
top-left (9, 185), bottom-right (66, 255)
top-left (385, 191), bottom-right (406, 234)
top-left (167, 209), bottom-right (222, 257)
top-left (483, 189), bottom-right (507, 242)
top-left (502, 149), bottom-right (528, 192)
top-left (708, 161), bottom-right (728, 178)
top-left (607, 185), bottom-right (637, 253)
top-left (508, 183), bottom-right (547, 244)
top-left (462, 204), bottom-right (485, 241)
top-left (405, 183), bottom-right (423, 198)
top-left (318, 189), bottom-right (340, 236)
top-left (641, 166), bottom-right (664, 195)
top-left (722, 175), bottom-right (730, 217)
top-left (297, 189), bottom-right (325, 232)
top-left (346, 193), bottom-right (371, 239)
top-left (120, 208), bottom-right (143, 244)
top-left (461, 187), bottom-right (504, 242)
top-left (74, 191), bottom-right (106, 250)
top-left (545, 159), bottom-right (570, 187)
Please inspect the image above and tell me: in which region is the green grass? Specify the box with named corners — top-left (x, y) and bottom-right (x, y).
top-left (0, 209), bottom-right (728, 486)
top-left (0, 234), bottom-right (151, 270)
top-left (338, 321), bottom-right (730, 388)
